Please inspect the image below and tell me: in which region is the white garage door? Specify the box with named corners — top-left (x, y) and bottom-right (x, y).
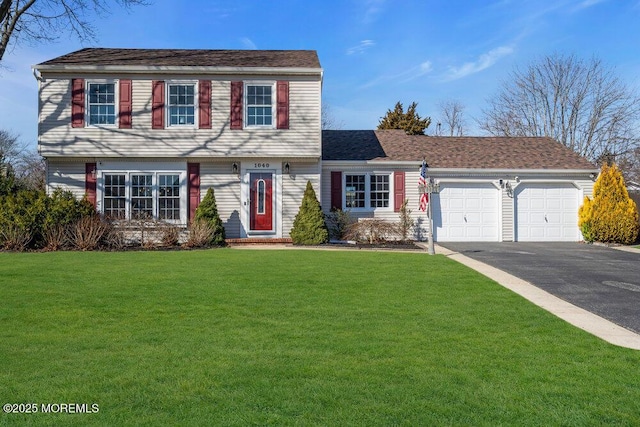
top-left (515, 183), bottom-right (579, 242)
top-left (434, 183), bottom-right (500, 242)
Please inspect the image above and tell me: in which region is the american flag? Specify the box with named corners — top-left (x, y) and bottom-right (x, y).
top-left (419, 159), bottom-right (429, 212)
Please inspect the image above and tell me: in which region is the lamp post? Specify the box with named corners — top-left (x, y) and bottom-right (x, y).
top-left (419, 178), bottom-right (440, 255)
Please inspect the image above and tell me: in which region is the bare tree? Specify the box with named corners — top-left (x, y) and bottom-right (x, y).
top-left (1, 0), bottom-right (147, 61)
top-left (437, 100), bottom-right (467, 136)
top-left (1, 129), bottom-right (44, 191)
top-left (322, 103), bottom-right (344, 130)
top-left (479, 53), bottom-right (640, 162)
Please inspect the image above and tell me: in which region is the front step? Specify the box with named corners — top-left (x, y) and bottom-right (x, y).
top-left (225, 238), bottom-right (293, 245)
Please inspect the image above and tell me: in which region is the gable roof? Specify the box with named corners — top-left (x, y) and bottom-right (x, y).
top-left (35, 48), bottom-right (321, 69)
top-left (322, 130), bottom-right (597, 170)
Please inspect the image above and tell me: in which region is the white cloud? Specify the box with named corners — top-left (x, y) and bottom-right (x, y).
top-left (443, 46), bottom-right (514, 81)
top-left (362, 0), bottom-right (387, 24)
top-left (359, 60), bottom-right (433, 89)
top-left (240, 37), bottom-right (257, 50)
top-left (346, 40), bottom-right (375, 55)
top-left (573, 0), bottom-right (609, 11)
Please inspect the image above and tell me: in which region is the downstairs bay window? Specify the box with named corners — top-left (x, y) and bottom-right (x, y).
top-left (345, 173), bottom-right (390, 210)
top-left (100, 172), bottom-right (185, 222)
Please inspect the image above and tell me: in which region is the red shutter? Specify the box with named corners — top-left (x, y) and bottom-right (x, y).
top-left (85, 163), bottom-right (97, 208)
top-left (188, 163), bottom-right (200, 222)
top-left (331, 171), bottom-right (342, 210)
top-left (152, 80), bottom-right (165, 129)
top-left (276, 80), bottom-right (289, 129)
top-left (71, 78), bottom-right (85, 128)
top-left (199, 80), bottom-right (211, 129)
top-left (394, 171), bottom-right (405, 212)
top-left (119, 79), bottom-right (132, 129)
top-left (230, 81), bottom-right (243, 130)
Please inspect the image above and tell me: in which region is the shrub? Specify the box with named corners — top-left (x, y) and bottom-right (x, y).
top-left (184, 219), bottom-right (214, 248)
top-left (325, 208), bottom-right (353, 241)
top-left (0, 223), bottom-right (31, 251)
top-left (68, 216), bottom-right (109, 251)
top-left (160, 223), bottom-right (180, 247)
top-left (194, 188), bottom-right (226, 246)
top-left (0, 190), bottom-right (48, 248)
top-left (290, 181), bottom-right (328, 245)
top-left (344, 219), bottom-right (397, 244)
top-left (397, 199), bottom-right (415, 241)
top-left (43, 224), bottom-right (68, 251)
top-left (579, 163), bottom-right (639, 244)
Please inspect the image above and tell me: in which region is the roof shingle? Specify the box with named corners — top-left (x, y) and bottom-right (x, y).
top-left (322, 130), bottom-right (596, 170)
top-left (36, 48), bottom-right (321, 69)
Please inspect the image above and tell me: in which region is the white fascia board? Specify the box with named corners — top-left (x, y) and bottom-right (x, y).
top-left (322, 161), bottom-right (598, 175)
top-left (33, 64), bottom-right (323, 77)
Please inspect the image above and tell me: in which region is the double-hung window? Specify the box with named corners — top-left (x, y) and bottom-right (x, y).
top-left (344, 173), bottom-right (390, 210)
top-left (101, 172), bottom-right (183, 222)
top-left (246, 84), bottom-right (273, 126)
top-left (168, 83), bottom-right (195, 126)
top-left (88, 82), bottom-right (116, 125)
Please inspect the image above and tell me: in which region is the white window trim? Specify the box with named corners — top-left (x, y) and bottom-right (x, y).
top-left (343, 172), bottom-right (393, 212)
top-left (165, 80), bottom-right (199, 128)
top-left (97, 170), bottom-right (187, 224)
top-left (243, 81), bottom-right (276, 129)
top-left (85, 79), bottom-right (119, 128)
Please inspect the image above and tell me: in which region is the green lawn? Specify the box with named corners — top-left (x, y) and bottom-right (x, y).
top-left (1, 249), bottom-right (639, 426)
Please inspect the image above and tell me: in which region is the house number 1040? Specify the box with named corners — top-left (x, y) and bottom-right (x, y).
top-left (254, 163), bottom-right (270, 168)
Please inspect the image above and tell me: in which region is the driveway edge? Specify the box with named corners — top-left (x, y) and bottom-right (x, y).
top-left (436, 244), bottom-right (640, 350)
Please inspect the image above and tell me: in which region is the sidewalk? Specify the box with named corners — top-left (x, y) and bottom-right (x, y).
top-left (435, 244), bottom-right (640, 350)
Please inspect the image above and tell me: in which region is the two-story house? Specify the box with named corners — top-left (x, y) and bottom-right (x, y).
top-left (34, 48), bottom-right (599, 243)
top-left (34, 48), bottom-right (322, 239)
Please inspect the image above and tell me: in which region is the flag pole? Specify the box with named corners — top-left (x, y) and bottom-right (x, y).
top-left (427, 180), bottom-right (435, 255)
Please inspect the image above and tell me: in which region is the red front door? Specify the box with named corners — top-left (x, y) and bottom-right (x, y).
top-left (250, 172), bottom-right (273, 231)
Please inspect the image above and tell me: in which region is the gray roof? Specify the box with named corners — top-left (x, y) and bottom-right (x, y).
top-left (36, 48), bottom-right (321, 68)
top-left (322, 130), bottom-right (596, 170)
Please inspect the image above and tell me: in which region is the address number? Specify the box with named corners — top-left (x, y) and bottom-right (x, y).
top-left (254, 163), bottom-right (270, 168)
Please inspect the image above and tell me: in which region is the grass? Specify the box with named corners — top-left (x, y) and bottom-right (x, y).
top-left (1, 249), bottom-right (640, 426)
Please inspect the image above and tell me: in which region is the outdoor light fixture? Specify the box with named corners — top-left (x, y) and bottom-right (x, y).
top-left (505, 181), bottom-right (514, 198)
top-left (590, 173), bottom-right (597, 181)
top-left (284, 162), bottom-right (290, 174)
top-left (232, 162), bottom-right (238, 175)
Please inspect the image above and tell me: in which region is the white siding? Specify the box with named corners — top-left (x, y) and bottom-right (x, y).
top-left (47, 160), bottom-right (87, 199)
top-left (39, 75), bottom-right (321, 158)
top-left (321, 165), bottom-right (430, 241)
top-left (282, 162), bottom-right (321, 237)
top-left (200, 162), bottom-right (242, 238)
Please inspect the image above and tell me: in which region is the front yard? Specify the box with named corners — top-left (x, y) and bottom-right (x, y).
top-left (1, 249), bottom-right (639, 425)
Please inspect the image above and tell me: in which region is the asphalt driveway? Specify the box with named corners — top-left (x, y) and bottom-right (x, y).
top-left (438, 242), bottom-right (640, 334)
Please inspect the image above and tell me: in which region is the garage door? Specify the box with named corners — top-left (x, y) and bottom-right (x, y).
top-left (434, 183), bottom-right (500, 242)
top-left (515, 183), bottom-right (579, 242)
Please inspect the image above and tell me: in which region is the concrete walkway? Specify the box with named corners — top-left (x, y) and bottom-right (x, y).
top-left (435, 244), bottom-right (640, 350)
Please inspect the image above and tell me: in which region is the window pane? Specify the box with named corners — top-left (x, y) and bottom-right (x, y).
top-left (131, 174), bottom-right (153, 219)
top-left (370, 175), bottom-right (390, 208)
top-left (246, 85), bottom-right (273, 126)
top-left (168, 84), bottom-right (195, 126)
top-left (158, 174), bottom-right (180, 220)
top-left (345, 175), bottom-right (365, 208)
top-left (103, 174), bottom-right (126, 218)
top-left (88, 83), bottom-right (115, 125)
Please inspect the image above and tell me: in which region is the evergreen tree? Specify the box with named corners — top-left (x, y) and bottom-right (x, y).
top-left (194, 187), bottom-right (226, 246)
top-left (290, 181), bottom-right (329, 245)
top-left (377, 101), bottom-right (431, 135)
top-left (0, 156), bottom-right (16, 196)
top-left (579, 163), bottom-right (639, 244)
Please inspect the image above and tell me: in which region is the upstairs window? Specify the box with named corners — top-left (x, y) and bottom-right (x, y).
top-left (246, 84), bottom-right (273, 126)
top-left (168, 83), bottom-right (195, 126)
top-left (88, 83), bottom-right (116, 125)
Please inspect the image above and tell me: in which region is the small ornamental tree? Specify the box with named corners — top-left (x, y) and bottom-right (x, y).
top-left (290, 181), bottom-right (328, 245)
top-left (194, 187), bottom-right (226, 246)
top-left (578, 163), bottom-right (639, 244)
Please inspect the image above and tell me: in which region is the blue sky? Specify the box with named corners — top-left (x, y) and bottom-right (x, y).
top-left (1, 0), bottom-right (639, 151)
